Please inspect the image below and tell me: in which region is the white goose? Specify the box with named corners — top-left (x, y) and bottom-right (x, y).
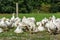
top-left (0, 28), bottom-right (3, 33)
top-left (52, 15), bottom-right (56, 20)
top-left (12, 21), bottom-right (20, 27)
top-left (22, 16), bottom-right (27, 23)
top-left (37, 22), bottom-right (45, 31)
top-left (27, 17), bottom-right (35, 23)
top-left (45, 20), bottom-right (57, 34)
top-left (5, 19), bottom-right (13, 28)
top-left (50, 15), bottom-right (56, 22)
top-left (0, 18), bottom-right (7, 28)
top-left (14, 26), bottom-right (23, 33)
top-left (15, 16), bottom-right (21, 22)
top-left (41, 17), bottom-right (48, 25)
top-left (10, 13), bottom-right (15, 22)
top-left (12, 16), bottom-right (21, 27)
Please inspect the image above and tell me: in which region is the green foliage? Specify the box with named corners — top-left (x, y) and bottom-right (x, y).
top-left (40, 3), bottom-right (51, 13)
top-left (50, 2), bottom-right (60, 13)
top-left (0, 0), bottom-right (60, 13)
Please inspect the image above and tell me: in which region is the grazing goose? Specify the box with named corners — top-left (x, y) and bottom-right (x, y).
top-left (0, 19), bottom-right (7, 28)
top-left (5, 19), bottom-right (13, 28)
top-left (37, 22), bottom-right (45, 31)
top-left (45, 20), bottom-right (57, 34)
top-left (14, 26), bottom-right (23, 33)
top-left (0, 28), bottom-right (3, 33)
top-left (12, 21), bottom-right (20, 27)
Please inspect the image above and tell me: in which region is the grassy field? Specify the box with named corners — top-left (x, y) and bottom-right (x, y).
top-left (0, 13), bottom-right (60, 40)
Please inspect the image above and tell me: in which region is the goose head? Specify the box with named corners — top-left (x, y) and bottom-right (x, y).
top-left (41, 17), bottom-right (48, 25)
top-left (51, 15), bottom-right (56, 20)
top-left (23, 16), bottom-right (26, 19)
top-left (11, 13), bottom-right (15, 19)
top-left (1, 17), bottom-right (6, 20)
top-left (12, 13), bottom-right (15, 17)
top-left (1, 17), bottom-right (6, 22)
top-left (36, 22), bottom-right (41, 26)
top-left (22, 16), bottom-right (27, 22)
top-left (15, 17), bottom-right (21, 22)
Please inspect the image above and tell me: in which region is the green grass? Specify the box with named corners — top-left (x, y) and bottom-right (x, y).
top-left (0, 13), bottom-right (60, 40)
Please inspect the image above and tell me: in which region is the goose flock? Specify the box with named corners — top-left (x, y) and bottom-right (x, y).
top-left (0, 13), bottom-right (60, 34)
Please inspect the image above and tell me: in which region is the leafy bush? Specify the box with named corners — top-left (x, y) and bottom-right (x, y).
top-left (40, 3), bottom-right (51, 13)
top-left (50, 2), bottom-right (60, 13)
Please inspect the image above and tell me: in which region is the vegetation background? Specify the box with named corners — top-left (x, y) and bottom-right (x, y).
top-left (0, 0), bottom-right (60, 13)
